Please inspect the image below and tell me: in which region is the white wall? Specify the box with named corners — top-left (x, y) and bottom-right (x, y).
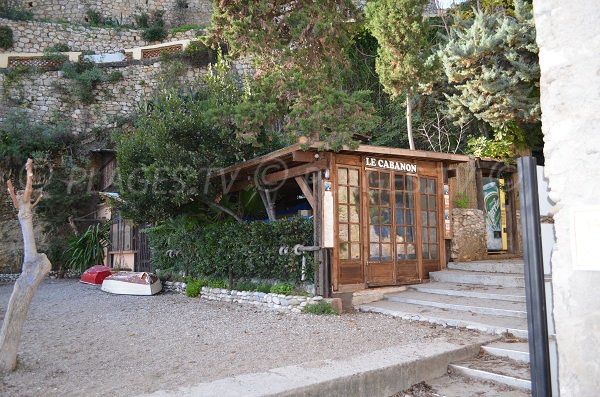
top-left (534, 1), bottom-right (600, 395)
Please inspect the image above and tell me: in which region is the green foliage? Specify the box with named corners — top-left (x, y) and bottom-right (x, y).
top-left (210, 0), bottom-right (379, 147)
top-left (85, 9), bottom-right (104, 26)
top-left (0, 25), bottom-right (13, 49)
top-left (453, 192), bottom-right (471, 209)
top-left (233, 280), bottom-right (272, 293)
top-left (171, 24), bottom-right (204, 34)
top-left (60, 61), bottom-right (124, 104)
top-left (0, 2), bottom-right (32, 21)
top-left (182, 39), bottom-right (214, 67)
top-left (45, 43), bottom-right (70, 53)
top-left (2, 65), bottom-right (28, 92)
top-left (304, 301), bottom-right (338, 315)
top-left (439, 1), bottom-right (540, 130)
top-left (115, 52), bottom-right (280, 223)
top-left (65, 222), bottom-right (110, 272)
top-left (142, 10), bottom-right (167, 42)
top-left (134, 12), bottom-right (150, 28)
top-left (270, 282), bottom-right (293, 295)
top-left (145, 217), bottom-right (314, 286)
top-left (185, 278), bottom-right (206, 297)
top-left (208, 279), bottom-right (227, 289)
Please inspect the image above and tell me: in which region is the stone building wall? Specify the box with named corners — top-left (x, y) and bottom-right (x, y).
top-left (0, 18), bottom-right (200, 53)
top-left (450, 208), bottom-right (487, 262)
top-left (533, 1), bottom-right (600, 395)
top-left (0, 62), bottom-right (208, 134)
top-left (9, 0), bottom-right (212, 28)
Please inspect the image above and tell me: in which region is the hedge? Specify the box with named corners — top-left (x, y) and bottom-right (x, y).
top-left (145, 217), bottom-right (314, 285)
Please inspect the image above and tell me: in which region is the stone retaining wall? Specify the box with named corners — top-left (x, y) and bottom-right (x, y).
top-left (0, 18), bottom-right (200, 54)
top-left (0, 269), bottom-right (81, 282)
top-left (200, 287), bottom-right (325, 314)
top-left (451, 208), bottom-right (487, 262)
top-left (8, 0), bottom-right (212, 28)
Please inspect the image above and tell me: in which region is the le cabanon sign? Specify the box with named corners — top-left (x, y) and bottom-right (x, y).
top-left (365, 157), bottom-right (417, 173)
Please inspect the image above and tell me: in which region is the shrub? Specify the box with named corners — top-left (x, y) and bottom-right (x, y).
top-left (304, 301), bottom-right (338, 315)
top-left (185, 278), bottom-right (206, 297)
top-left (171, 24), bottom-right (204, 34)
top-left (60, 61), bottom-right (124, 104)
top-left (142, 10), bottom-right (167, 42)
top-left (454, 192), bottom-right (470, 209)
top-left (65, 222), bottom-right (110, 272)
top-left (208, 279), bottom-right (227, 289)
top-left (46, 43), bottom-right (70, 53)
top-left (86, 9), bottom-right (104, 26)
top-left (134, 12), bottom-right (150, 28)
top-left (0, 4), bottom-right (32, 21)
top-left (270, 282), bottom-right (293, 295)
top-left (183, 39), bottom-right (214, 67)
top-left (0, 26), bottom-right (13, 49)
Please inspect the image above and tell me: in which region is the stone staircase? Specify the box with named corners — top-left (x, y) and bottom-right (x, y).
top-left (359, 259), bottom-right (535, 394)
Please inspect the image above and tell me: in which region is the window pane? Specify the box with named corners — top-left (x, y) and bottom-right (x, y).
top-left (381, 190), bottom-right (390, 206)
top-left (338, 168), bottom-right (348, 185)
top-left (395, 192), bottom-right (404, 208)
top-left (368, 172), bottom-right (378, 188)
top-left (429, 195), bottom-right (436, 209)
top-left (406, 210), bottom-right (414, 225)
top-left (369, 207), bottom-right (380, 224)
top-left (422, 226), bottom-right (428, 243)
top-left (350, 206), bottom-right (360, 222)
top-left (350, 224), bottom-right (360, 241)
top-left (380, 172), bottom-right (390, 189)
top-left (422, 243), bottom-right (429, 259)
top-left (381, 226), bottom-right (391, 242)
top-left (349, 187), bottom-right (360, 204)
top-left (406, 227), bottom-right (415, 243)
top-left (407, 244), bottom-right (416, 260)
top-left (349, 169), bottom-right (359, 186)
top-left (380, 208), bottom-right (391, 224)
top-left (406, 176), bottom-right (414, 192)
top-left (420, 178), bottom-right (427, 194)
top-left (420, 194), bottom-right (427, 209)
top-left (406, 193), bottom-right (414, 208)
top-left (339, 224), bottom-right (349, 242)
top-left (395, 209), bottom-right (405, 225)
top-left (369, 225), bottom-right (380, 242)
top-left (369, 189), bottom-right (379, 206)
top-left (369, 243), bottom-right (380, 260)
top-left (429, 211), bottom-right (437, 227)
top-left (340, 243), bottom-right (349, 260)
top-left (381, 244), bottom-right (392, 260)
top-left (428, 179), bottom-right (436, 195)
top-left (395, 174), bottom-right (405, 191)
top-left (351, 243), bottom-right (361, 260)
top-left (395, 227), bottom-right (405, 242)
top-left (339, 205), bottom-right (348, 222)
top-left (430, 244), bottom-right (439, 259)
top-left (338, 186), bottom-right (348, 203)
top-left (429, 228), bottom-right (437, 242)
top-left (396, 244), bottom-right (406, 260)
top-left (421, 211), bottom-right (428, 226)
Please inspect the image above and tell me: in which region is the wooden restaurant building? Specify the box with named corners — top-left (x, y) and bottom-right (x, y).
top-left (214, 143), bottom-right (521, 298)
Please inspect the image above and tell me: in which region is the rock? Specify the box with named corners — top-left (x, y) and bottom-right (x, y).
top-left (288, 299), bottom-right (299, 306)
top-left (312, 296), bottom-right (323, 301)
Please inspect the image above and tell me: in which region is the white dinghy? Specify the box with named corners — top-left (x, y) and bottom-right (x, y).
top-left (101, 272), bottom-right (162, 296)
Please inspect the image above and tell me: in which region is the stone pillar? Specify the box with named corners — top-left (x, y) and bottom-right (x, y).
top-left (534, 1), bottom-right (600, 395)
top-left (450, 208), bottom-right (487, 262)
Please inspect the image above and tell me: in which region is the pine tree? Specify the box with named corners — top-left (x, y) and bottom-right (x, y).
top-left (365, 0), bottom-right (434, 150)
top-left (439, 0), bottom-right (540, 130)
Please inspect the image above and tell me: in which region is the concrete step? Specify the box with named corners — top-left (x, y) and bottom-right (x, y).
top-left (448, 259), bottom-right (524, 274)
top-left (426, 373), bottom-right (532, 397)
top-left (409, 282), bottom-right (526, 303)
top-left (449, 352), bottom-right (531, 391)
top-left (483, 342), bottom-right (530, 363)
top-left (385, 291), bottom-right (527, 318)
top-left (358, 300), bottom-right (528, 338)
top-left (430, 269), bottom-right (525, 288)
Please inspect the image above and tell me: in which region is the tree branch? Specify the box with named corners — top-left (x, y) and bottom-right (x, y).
top-left (7, 181), bottom-right (19, 210)
top-left (198, 195), bottom-right (243, 223)
top-left (31, 193), bottom-right (43, 209)
top-left (23, 159), bottom-right (34, 205)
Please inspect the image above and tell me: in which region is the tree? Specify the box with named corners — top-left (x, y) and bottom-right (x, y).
top-left (210, 0), bottom-right (380, 149)
top-left (439, 0), bottom-right (540, 156)
top-left (115, 53), bottom-right (279, 224)
top-left (0, 159), bottom-right (51, 372)
top-left (365, 0), bottom-right (434, 150)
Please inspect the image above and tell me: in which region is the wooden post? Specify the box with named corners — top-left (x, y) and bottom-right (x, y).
top-left (0, 159), bottom-right (51, 372)
top-left (258, 188), bottom-right (276, 221)
top-left (313, 171), bottom-right (323, 295)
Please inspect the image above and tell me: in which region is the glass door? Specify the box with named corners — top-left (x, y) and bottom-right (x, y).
top-left (420, 176), bottom-right (440, 263)
top-left (394, 174), bottom-right (419, 282)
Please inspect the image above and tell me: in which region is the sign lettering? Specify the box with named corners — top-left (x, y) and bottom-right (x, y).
top-left (365, 157), bottom-right (417, 173)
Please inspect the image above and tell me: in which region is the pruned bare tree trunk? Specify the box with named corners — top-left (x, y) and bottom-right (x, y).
top-left (0, 159), bottom-right (51, 372)
top-left (406, 90), bottom-right (415, 150)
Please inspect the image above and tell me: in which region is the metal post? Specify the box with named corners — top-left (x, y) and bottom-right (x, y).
top-left (517, 156), bottom-right (552, 397)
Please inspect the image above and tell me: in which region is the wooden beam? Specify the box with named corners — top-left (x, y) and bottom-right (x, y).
top-left (295, 176), bottom-right (315, 210)
top-left (292, 150), bottom-right (318, 162)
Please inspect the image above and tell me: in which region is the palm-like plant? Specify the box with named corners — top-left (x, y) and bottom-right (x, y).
top-left (65, 222), bottom-right (111, 272)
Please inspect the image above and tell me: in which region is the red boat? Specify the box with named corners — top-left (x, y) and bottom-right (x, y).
top-left (80, 265), bottom-right (112, 285)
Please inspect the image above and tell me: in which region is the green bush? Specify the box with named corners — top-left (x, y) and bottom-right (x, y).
top-left (182, 39), bottom-right (214, 66)
top-left (454, 192), bottom-right (470, 209)
top-left (0, 26), bottom-right (13, 49)
top-left (0, 5), bottom-right (32, 21)
top-left (65, 222), bottom-right (110, 272)
top-left (142, 10), bottom-right (167, 42)
top-left (86, 9), bottom-right (104, 26)
top-left (46, 43), bottom-right (70, 53)
top-left (134, 12), bottom-right (150, 28)
top-left (60, 61), bottom-right (124, 104)
top-left (146, 217), bottom-right (314, 287)
top-left (185, 278), bottom-right (206, 297)
top-left (304, 301), bottom-right (338, 315)
top-left (208, 279), bottom-right (227, 289)
top-left (270, 282), bottom-right (293, 295)
top-left (171, 24), bottom-right (204, 34)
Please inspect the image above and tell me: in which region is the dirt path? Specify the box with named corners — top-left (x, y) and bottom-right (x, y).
top-left (0, 280), bottom-right (491, 397)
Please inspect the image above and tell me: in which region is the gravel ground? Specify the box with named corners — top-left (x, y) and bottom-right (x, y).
top-left (1, 279), bottom-right (488, 397)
